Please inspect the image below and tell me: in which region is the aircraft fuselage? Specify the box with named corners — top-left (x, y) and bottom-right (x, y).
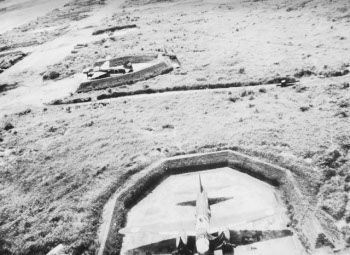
top-left (195, 177), bottom-right (212, 254)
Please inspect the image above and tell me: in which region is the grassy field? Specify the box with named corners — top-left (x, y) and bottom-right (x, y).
top-left (0, 0), bottom-right (350, 254)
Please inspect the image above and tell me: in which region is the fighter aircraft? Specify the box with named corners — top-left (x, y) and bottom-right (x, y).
top-left (119, 175), bottom-right (293, 255)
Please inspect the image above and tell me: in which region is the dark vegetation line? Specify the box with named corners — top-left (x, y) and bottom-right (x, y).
top-left (96, 77), bottom-right (297, 100)
top-left (0, 83), bottom-right (19, 93)
top-left (0, 51), bottom-right (25, 58)
top-left (48, 77), bottom-right (297, 105)
top-left (92, 24), bottom-right (137, 35)
top-left (295, 68), bottom-right (349, 78)
top-left (49, 63), bottom-right (350, 105)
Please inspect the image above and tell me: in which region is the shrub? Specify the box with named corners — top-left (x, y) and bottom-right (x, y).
top-left (238, 68), bottom-right (245, 74)
top-left (229, 97), bottom-right (240, 103)
top-left (300, 106), bottom-right (310, 112)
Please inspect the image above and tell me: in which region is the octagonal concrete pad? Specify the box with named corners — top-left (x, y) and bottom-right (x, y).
top-left (121, 167), bottom-right (306, 255)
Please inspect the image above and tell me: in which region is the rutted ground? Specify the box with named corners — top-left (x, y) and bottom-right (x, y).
top-left (0, 0), bottom-right (350, 255)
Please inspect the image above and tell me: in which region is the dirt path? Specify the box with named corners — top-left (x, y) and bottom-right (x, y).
top-left (0, 0), bottom-right (125, 115)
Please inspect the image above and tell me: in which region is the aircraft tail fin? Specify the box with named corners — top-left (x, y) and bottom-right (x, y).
top-left (199, 174), bottom-right (203, 193)
top-left (100, 60), bottom-right (110, 71)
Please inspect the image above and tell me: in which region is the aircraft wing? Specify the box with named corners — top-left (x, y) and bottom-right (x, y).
top-left (210, 208), bottom-right (286, 231)
top-left (177, 197), bottom-right (233, 207)
top-left (120, 208), bottom-right (284, 236)
top-left (119, 220), bottom-right (196, 235)
top-left (91, 71), bottom-right (108, 79)
top-left (123, 236), bottom-right (196, 255)
top-left (229, 229), bottom-right (293, 246)
top-left (100, 60), bottom-right (110, 71)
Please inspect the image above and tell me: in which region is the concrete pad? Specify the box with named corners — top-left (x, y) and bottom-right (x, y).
top-left (121, 167), bottom-right (306, 255)
top-left (235, 236), bottom-right (302, 255)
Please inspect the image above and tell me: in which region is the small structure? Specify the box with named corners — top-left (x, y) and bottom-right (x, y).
top-left (77, 53), bottom-right (175, 93)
